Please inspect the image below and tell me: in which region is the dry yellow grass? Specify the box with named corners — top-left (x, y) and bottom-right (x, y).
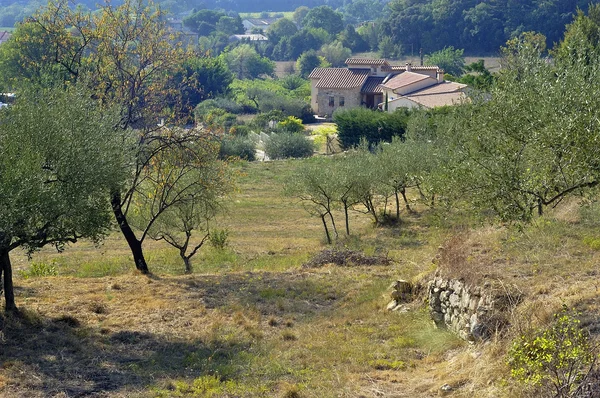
top-left (2, 161), bottom-right (600, 397)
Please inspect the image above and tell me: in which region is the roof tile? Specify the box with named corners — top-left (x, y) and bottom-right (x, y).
top-left (310, 68), bottom-right (371, 89)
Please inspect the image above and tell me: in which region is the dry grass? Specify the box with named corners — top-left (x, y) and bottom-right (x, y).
top-left (3, 162), bottom-right (600, 397)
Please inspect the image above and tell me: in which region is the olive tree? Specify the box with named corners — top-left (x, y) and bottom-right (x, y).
top-left (132, 130), bottom-right (233, 273)
top-left (444, 34), bottom-right (600, 221)
top-left (0, 88), bottom-right (127, 313)
top-left (286, 157), bottom-right (339, 244)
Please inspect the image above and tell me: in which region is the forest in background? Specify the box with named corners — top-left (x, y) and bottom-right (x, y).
top-left (1, 0), bottom-right (598, 54)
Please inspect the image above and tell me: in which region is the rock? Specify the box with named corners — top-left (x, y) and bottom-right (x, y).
top-left (439, 384), bottom-right (453, 396)
top-left (386, 300), bottom-right (398, 311)
top-left (449, 293), bottom-right (460, 307)
top-left (391, 280), bottom-right (414, 303)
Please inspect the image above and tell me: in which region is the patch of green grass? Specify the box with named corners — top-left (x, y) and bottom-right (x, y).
top-left (19, 261), bottom-right (58, 279)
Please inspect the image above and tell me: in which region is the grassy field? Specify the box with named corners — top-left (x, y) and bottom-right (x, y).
top-left (2, 159), bottom-right (600, 397)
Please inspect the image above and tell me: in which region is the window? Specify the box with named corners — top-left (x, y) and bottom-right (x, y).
top-left (328, 96), bottom-right (335, 107)
top-left (339, 96), bottom-right (345, 107)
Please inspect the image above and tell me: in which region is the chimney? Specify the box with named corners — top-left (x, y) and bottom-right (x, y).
top-left (437, 69), bottom-right (444, 83)
top-left (405, 62), bottom-right (412, 72)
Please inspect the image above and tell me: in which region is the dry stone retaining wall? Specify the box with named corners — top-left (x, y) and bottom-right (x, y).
top-left (428, 277), bottom-right (495, 341)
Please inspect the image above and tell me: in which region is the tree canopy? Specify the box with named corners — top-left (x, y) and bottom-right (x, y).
top-left (0, 87), bottom-right (127, 312)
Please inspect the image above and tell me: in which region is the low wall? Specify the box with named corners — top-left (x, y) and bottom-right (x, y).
top-left (428, 277), bottom-right (495, 341)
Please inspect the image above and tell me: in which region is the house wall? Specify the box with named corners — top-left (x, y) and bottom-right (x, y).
top-left (315, 88), bottom-right (360, 117)
top-left (310, 79), bottom-right (319, 114)
top-left (387, 97), bottom-right (422, 111)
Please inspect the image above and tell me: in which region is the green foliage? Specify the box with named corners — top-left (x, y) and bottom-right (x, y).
top-left (296, 50), bottom-right (328, 78)
top-left (382, 0), bottom-right (588, 54)
top-left (183, 9), bottom-right (243, 36)
top-left (194, 97), bottom-right (248, 116)
top-left (219, 135), bottom-right (257, 161)
top-left (279, 74), bottom-right (309, 92)
top-left (221, 44), bottom-right (275, 80)
top-left (553, 4), bottom-right (600, 64)
top-left (264, 133), bottom-right (314, 160)
top-left (440, 29), bottom-right (600, 222)
top-left (277, 116), bottom-right (304, 134)
top-left (457, 59), bottom-right (495, 90)
top-left (302, 5), bottom-right (344, 36)
top-left (508, 308), bottom-right (595, 397)
top-left (19, 261), bottom-right (58, 279)
top-left (318, 41), bottom-right (351, 67)
top-left (195, 107), bottom-right (238, 133)
top-left (378, 35), bottom-right (401, 58)
top-left (0, 87), bottom-right (126, 253)
top-left (167, 55), bottom-right (234, 119)
top-left (334, 108), bottom-right (410, 149)
top-left (209, 229), bottom-right (230, 250)
top-left (425, 46), bottom-right (465, 76)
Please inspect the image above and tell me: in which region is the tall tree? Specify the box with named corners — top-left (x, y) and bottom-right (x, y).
top-left (302, 6), bottom-right (344, 36)
top-left (133, 129), bottom-right (233, 273)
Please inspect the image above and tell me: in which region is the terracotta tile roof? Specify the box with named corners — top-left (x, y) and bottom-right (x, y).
top-left (345, 58), bottom-right (388, 66)
top-left (403, 81), bottom-right (468, 108)
top-left (309, 68), bottom-right (371, 89)
top-left (361, 76), bottom-right (385, 93)
top-left (381, 72), bottom-right (436, 90)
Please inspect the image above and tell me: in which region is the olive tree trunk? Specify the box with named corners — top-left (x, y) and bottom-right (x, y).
top-left (0, 248), bottom-right (17, 313)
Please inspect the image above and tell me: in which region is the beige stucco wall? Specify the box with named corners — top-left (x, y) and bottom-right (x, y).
top-left (387, 97), bottom-right (422, 111)
top-left (310, 79), bottom-right (319, 114)
top-left (315, 89), bottom-right (361, 117)
top-left (395, 78), bottom-right (437, 96)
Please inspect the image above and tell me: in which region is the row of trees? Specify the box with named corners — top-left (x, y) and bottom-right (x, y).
top-left (286, 137), bottom-right (437, 243)
top-left (0, 0), bottom-right (234, 312)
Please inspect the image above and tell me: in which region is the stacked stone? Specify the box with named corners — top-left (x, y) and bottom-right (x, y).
top-left (428, 277), bottom-right (494, 341)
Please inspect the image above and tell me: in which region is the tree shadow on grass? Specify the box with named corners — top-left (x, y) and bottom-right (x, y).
top-left (175, 271), bottom-right (346, 320)
top-left (0, 310), bottom-right (251, 397)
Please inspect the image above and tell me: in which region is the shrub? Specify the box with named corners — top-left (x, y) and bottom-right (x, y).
top-left (508, 308), bottom-right (595, 397)
top-left (277, 116), bottom-right (304, 133)
top-left (19, 261), bottom-right (58, 279)
top-left (219, 135), bottom-right (256, 161)
top-left (264, 133), bottom-right (314, 160)
top-left (194, 98), bottom-right (246, 116)
top-left (209, 229), bottom-right (229, 249)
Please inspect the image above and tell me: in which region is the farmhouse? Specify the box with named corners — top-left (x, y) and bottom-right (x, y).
top-left (309, 58), bottom-right (467, 117)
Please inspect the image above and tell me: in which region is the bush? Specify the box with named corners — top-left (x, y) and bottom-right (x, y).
top-left (334, 107), bottom-right (410, 149)
top-left (209, 229), bottom-right (229, 249)
top-left (219, 135), bottom-right (256, 161)
top-left (264, 133), bottom-right (314, 160)
top-left (194, 98), bottom-right (246, 115)
top-left (508, 308), bottom-right (595, 397)
top-left (19, 261), bottom-right (58, 279)
top-left (277, 116), bottom-right (304, 133)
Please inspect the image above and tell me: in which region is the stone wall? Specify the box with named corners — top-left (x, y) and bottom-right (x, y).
top-left (428, 277), bottom-right (495, 341)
